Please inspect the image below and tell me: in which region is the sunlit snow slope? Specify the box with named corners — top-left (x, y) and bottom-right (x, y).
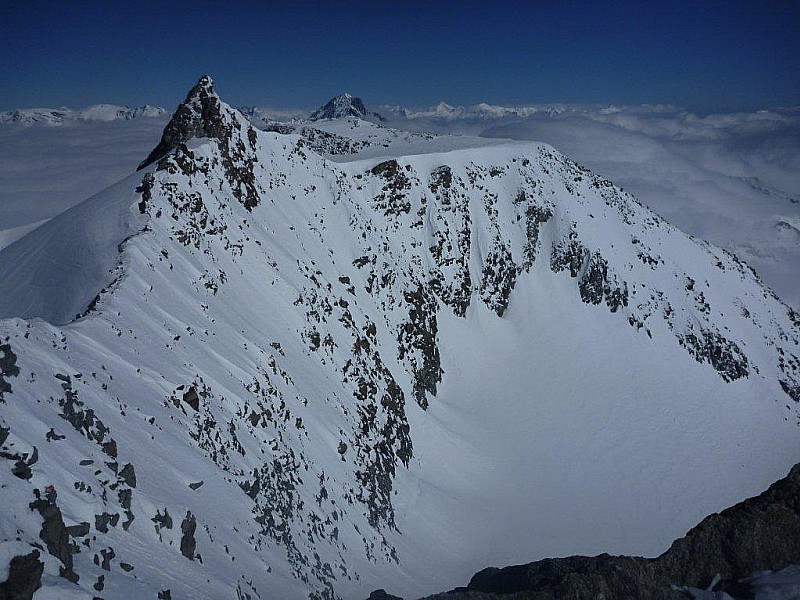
top-left (1, 76), bottom-right (799, 600)
top-left (380, 104), bottom-right (800, 309)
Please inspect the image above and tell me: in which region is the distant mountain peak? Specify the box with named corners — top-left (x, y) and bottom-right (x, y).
top-left (137, 74), bottom-right (231, 170)
top-left (309, 93), bottom-right (384, 121)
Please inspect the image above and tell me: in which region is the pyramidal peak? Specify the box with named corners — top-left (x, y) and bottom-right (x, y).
top-left (137, 74), bottom-right (244, 170)
top-left (309, 92), bottom-right (384, 121)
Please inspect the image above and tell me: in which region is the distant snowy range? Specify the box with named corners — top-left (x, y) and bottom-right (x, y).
top-left (0, 80), bottom-right (799, 600)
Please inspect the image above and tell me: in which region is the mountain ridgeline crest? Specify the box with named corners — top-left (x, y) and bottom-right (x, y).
top-left (0, 75), bottom-right (799, 599)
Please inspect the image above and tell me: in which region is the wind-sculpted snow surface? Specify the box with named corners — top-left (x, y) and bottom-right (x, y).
top-left (1, 77), bottom-right (799, 599)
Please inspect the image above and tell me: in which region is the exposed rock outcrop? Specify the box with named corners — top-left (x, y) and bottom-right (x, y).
top-left (0, 342), bottom-right (19, 402)
top-left (138, 75), bottom-right (226, 170)
top-left (0, 550), bottom-right (44, 600)
top-left (366, 590), bottom-right (404, 600)
top-left (420, 462), bottom-right (800, 599)
top-left (29, 488), bottom-right (78, 583)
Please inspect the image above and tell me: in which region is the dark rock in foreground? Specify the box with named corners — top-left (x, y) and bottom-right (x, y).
top-left (419, 462), bottom-right (800, 599)
top-left (366, 590), bottom-right (404, 600)
top-left (0, 550), bottom-right (43, 600)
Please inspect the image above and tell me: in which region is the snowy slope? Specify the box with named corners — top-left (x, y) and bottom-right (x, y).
top-left (295, 118), bottom-right (510, 163)
top-left (243, 93), bottom-right (489, 162)
top-left (0, 220), bottom-right (48, 251)
top-left (244, 104), bottom-right (514, 164)
top-left (478, 114), bottom-right (800, 311)
top-left (237, 106), bottom-right (305, 130)
top-left (1, 76), bottom-right (799, 600)
top-left (3, 98), bottom-right (797, 310)
top-left (381, 104), bottom-right (800, 309)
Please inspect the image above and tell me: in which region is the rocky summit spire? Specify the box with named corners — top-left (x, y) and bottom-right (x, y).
top-left (309, 93), bottom-right (384, 121)
top-left (137, 75), bottom-right (227, 170)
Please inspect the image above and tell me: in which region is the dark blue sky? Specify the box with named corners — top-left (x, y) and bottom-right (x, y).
top-left (1, 1), bottom-right (799, 112)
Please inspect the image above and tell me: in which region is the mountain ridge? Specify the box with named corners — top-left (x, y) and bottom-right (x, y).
top-left (0, 76), bottom-right (798, 599)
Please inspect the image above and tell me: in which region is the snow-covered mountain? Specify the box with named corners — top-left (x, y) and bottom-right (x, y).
top-left (0, 104), bottom-right (167, 126)
top-left (242, 98), bottom-right (498, 163)
top-left (309, 93), bottom-right (385, 122)
top-left (1, 76), bottom-right (799, 600)
top-left (376, 103), bottom-right (800, 310)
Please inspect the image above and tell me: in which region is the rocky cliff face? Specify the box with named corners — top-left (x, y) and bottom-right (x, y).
top-left (0, 76), bottom-right (798, 600)
top-left (137, 75), bottom-right (240, 171)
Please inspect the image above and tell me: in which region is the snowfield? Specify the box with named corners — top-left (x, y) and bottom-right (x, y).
top-left (0, 78), bottom-right (798, 599)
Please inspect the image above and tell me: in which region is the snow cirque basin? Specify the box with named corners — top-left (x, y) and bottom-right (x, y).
top-left (0, 78), bottom-right (799, 599)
